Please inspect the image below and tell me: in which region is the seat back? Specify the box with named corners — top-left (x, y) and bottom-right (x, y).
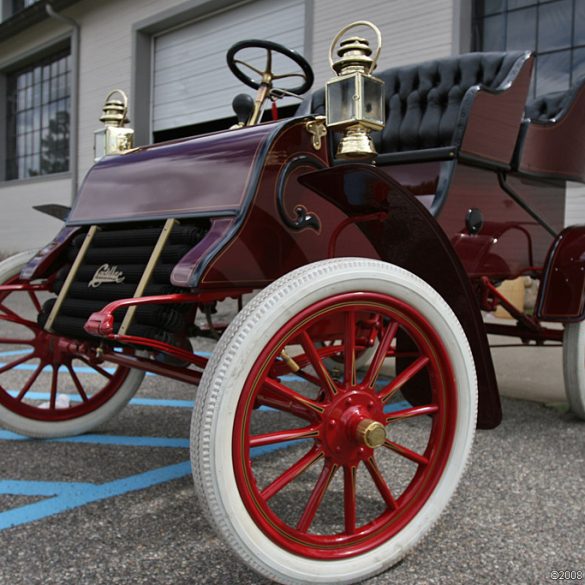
top-left (303, 51), bottom-right (528, 156)
top-left (517, 77), bottom-right (585, 182)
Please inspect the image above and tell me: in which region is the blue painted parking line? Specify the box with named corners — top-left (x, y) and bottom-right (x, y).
top-left (0, 461), bottom-right (191, 531)
top-left (0, 430), bottom-right (190, 448)
top-left (7, 391), bottom-right (195, 409)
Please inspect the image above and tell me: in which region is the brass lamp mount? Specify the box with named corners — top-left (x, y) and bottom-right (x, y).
top-left (326, 21), bottom-right (385, 160)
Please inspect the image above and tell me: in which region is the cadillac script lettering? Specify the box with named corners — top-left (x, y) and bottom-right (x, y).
top-left (88, 264), bottom-right (126, 288)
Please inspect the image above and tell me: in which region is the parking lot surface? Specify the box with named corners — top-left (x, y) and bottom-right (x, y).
top-left (0, 333), bottom-right (583, 585)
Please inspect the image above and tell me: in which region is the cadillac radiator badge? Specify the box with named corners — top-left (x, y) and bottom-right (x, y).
top-left (88, 264), bottom-right (126, 288)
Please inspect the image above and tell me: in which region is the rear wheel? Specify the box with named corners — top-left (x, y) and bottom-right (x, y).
top-left (0, 250), bottom-right (144, 438)
top-left (563, 321), bottom-right (585, 419)
top-left (192, 258), bottom-right (477, 584)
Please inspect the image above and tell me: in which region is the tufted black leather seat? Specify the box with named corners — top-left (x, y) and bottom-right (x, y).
top-left (299, 51), bottom-right (531, 164)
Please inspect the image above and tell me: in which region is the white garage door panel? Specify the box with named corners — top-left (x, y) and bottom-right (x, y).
top-left (153, 0), bottom-right (306, 132)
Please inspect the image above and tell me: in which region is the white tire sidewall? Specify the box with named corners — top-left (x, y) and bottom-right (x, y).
top-left (0, 250), bottom-right (145, 438)
top-left (563, 321), bottom-right (585, 419)
top-left (193, 259), bottom-right (477, 584)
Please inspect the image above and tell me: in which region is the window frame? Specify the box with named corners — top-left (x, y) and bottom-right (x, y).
top-left (472, 0), bottom-right (585, 97)
top-left (0, 37), bottom-right (71, 183)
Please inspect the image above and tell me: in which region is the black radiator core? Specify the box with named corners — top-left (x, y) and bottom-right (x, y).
top-left (38, 221), bottom-right (209, 348)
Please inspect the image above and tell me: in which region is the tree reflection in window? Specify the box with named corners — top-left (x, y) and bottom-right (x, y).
top-left (5, 49), bottom-right (70, 180)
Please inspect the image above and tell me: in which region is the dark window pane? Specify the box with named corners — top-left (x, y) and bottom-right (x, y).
top-left (536, 50), bottom-right (570, 94)
top-left (477, 0), bottom-right (506, 16)
top-left (483, 13), bottom-right (506, 50)
top-left (575, 1), bottom-right (585, 45)
top-left (507, 7), bottom-right (537, 50)
top-left (509, 0), bottom-right (536, 8)
top-left (572, 48), bottom-right (585, 85)
top-left (538, 0), bottom-right (572, 51)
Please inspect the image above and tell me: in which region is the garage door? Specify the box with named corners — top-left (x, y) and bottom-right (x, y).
top-left (153, 0), bottom-right (307, 132)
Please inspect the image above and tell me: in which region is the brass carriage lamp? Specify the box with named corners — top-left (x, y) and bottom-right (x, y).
top-left (94, 89), bottom-right (135, 161)
top-left (326, 21), bottom-right (384, 159)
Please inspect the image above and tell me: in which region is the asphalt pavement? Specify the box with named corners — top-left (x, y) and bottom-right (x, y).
top-left (0, 330), bottom-right (583, 585)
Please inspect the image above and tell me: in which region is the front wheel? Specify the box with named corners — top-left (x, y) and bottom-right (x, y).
top-left (192, 258), bottom-right (477, 584)
top-left (0, 250), bottom-right (145, 438)
top-left (563, 321), bottom-right (585, 419)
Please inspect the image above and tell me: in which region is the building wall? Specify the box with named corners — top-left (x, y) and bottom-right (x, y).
top-left (0, 0), bottom-right (459, 252)
top-left (311, 0), bottom-right (456, 88)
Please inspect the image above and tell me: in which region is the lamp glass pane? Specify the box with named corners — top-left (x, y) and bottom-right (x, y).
top-left (362, 76), bottom-right (384, 128)
top-left (326, 76), bottom-right (356, 126)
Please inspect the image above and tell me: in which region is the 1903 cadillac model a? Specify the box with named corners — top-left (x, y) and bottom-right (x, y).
top-left (0, 20), bottom-right (583, 584)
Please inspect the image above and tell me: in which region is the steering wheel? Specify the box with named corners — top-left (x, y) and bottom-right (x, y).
top-left (226, 39), bottom-right (314, 97)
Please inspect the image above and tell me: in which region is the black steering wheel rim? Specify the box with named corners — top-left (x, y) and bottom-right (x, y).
top-left (226, 39), bottom-right (314, 96)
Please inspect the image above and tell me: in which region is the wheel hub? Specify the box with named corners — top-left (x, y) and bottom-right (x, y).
top-left (321, 390), bottom-right (386, 465)
top-left (356, 418), bottom-right (386, 448)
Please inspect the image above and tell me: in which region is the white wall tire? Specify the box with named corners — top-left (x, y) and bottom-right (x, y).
top-left (191, 258), bottom-right (477, 584)
top-left (563, 321), bottom-right (585, 419)
top-left (0, 250), bottom-right (144, 438)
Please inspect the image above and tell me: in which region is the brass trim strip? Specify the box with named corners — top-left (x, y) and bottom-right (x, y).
top-left (45, 225), bottom-right (100, 332)
top-left (118, 218), bottom-right (177, 336)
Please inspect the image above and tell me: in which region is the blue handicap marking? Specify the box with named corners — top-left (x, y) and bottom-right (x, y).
top-left (0, 462), bottom-right (191, 531)
top-left (0, 357), bottom-right (407, 532)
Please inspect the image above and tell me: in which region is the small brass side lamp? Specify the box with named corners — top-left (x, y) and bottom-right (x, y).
top-left (325, 21), bottom-right (385, 159)
top-left (94, 89), bottom-right (135, 161)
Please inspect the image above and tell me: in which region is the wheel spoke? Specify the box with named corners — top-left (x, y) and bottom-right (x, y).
top-left (67, 364), bottom-right (89, 402)
top-left (0, 353), bottom-right (35, 375)
top-left (364, 456), bottom-right (397, 510)
top-left (49, 366), bottom-right (58, 410)
top-left (383, 438), bottom-right (429, 466)
top-left (299, 331), bottom-right (338, 398)
top-left (78, 357), bottom-right (113, 380)
top-left (385, 404), bottom-right (439, 423)
top-left (272, 71), bottom-right (306, 81)
top-left (379, 356), bottom-right (430, 404)
top-left (296, 460), bottom-right (338, 533)
top-left (343, 465), bottom-right (357, 534)
top-left (261, 446), bottom-right (323, 501)
top-left (233, 58), bottom-right (264, 77)
top-left (27, 291), bottom-right (42, 313)
top-left (0, 311), bottom-right (39, 331)
top-left (0, 302), bottom-right (20, 319)
top-left (265, 48), bottom-right (272, 77)
top-left (250, 425), bottom-right (320, 448)
top-left (344, 311), bottom-right (356, 387)
top-left (14, 362), bottom-right (44, 401)
top-left (363, 322), bottom-right (399, 389)
top-left (259, 377), bottom-right (324, 419)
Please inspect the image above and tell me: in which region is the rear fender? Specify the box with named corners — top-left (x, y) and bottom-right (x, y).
top-left (299, 164), bottom-right (501, 429)
top-left (536, 225), bottom-right (585, 322)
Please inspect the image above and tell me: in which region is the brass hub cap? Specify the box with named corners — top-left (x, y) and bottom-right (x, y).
top-left (356, 419), bottom-right (386, 449)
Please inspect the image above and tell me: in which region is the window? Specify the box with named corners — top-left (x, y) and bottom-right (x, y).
top-left (5, 49), bottom-right (70, 181)
top-left (472, 0), bottom-right (585, 97)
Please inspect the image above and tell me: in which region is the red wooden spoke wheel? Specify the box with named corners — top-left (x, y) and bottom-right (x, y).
top-left (0, 251), bottom-right (144, 438)
top-left (192, 259), bottom-right (477, 584)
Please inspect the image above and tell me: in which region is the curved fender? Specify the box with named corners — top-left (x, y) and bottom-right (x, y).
top-left (299, 163), bottom-right (501, 429)
top-left (536, 225), bottom-right (585, 322)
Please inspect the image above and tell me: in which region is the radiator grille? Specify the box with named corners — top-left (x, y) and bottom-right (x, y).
top-left (38, 221), bottom-right (209, 348)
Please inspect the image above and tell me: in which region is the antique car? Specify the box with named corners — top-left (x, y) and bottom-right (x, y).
top-left (0, 20), bottom-right (583, 585)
